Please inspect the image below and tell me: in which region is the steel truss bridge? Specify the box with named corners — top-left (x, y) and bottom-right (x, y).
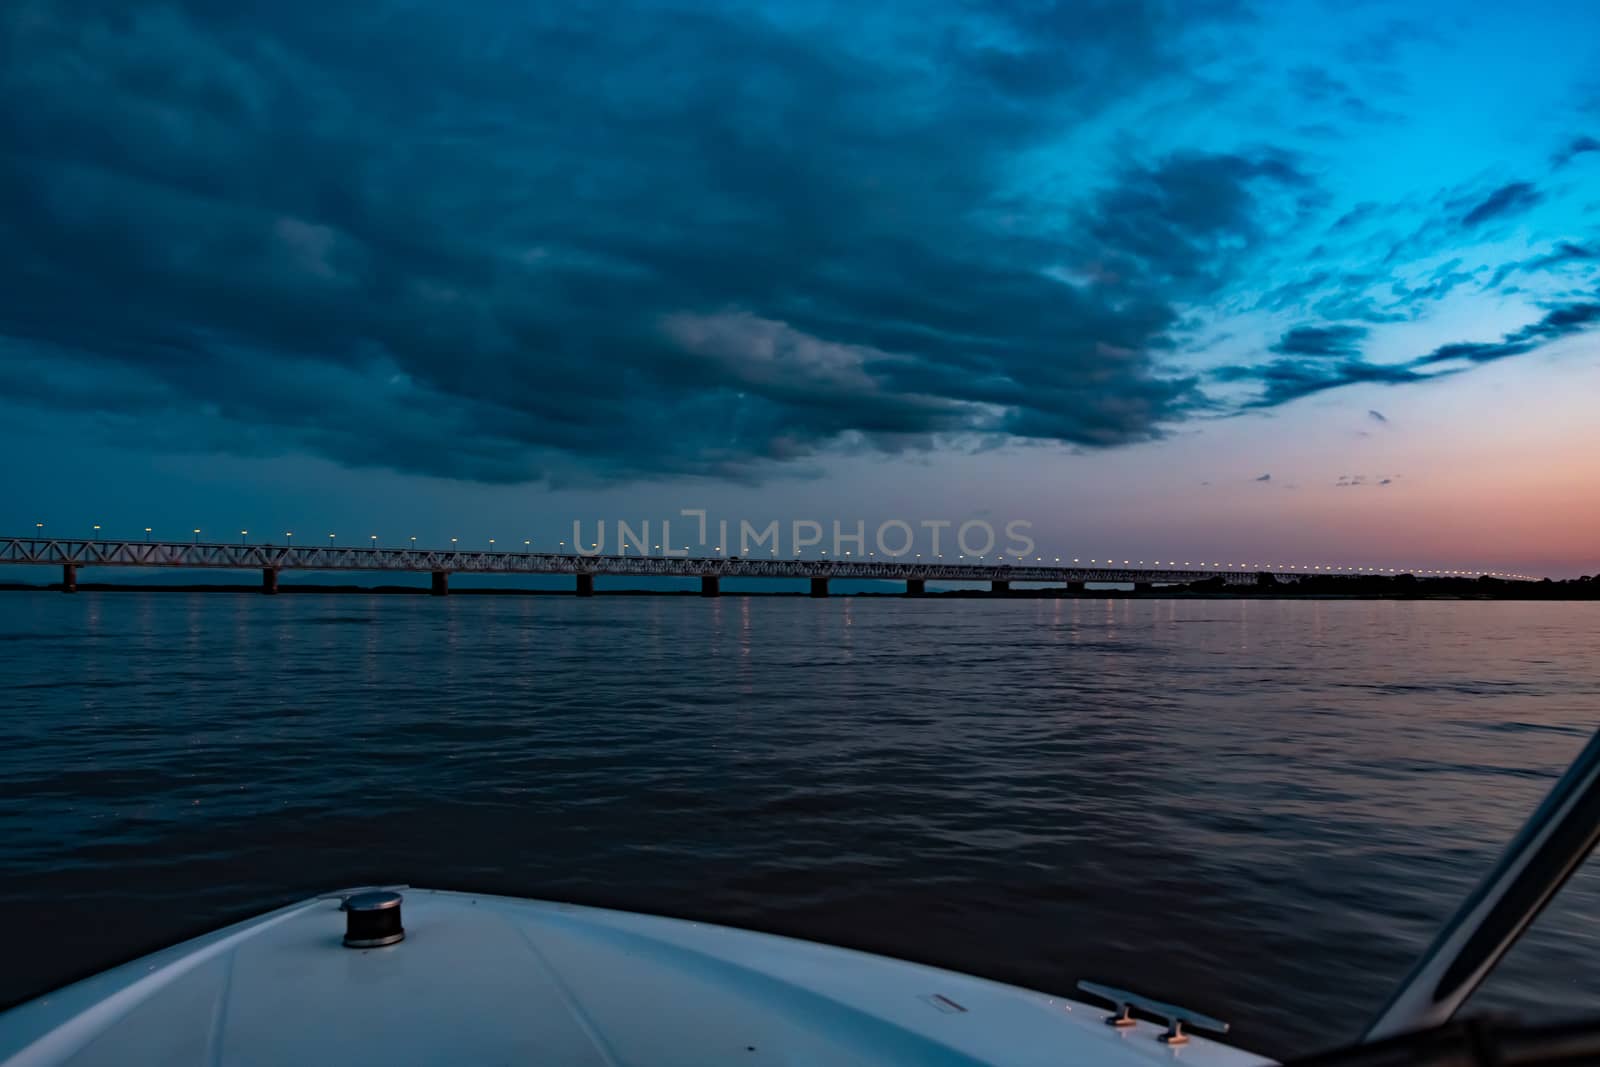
top-left (1, 537), bottom-right (1522, 596)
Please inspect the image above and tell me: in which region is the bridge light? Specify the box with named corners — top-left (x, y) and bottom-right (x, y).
top-left (524, 540), bottom-right (531, 546)
top-left (93, 524), bottom-right (101, 534)
top-left (329, 533), bottom-right (336, 540)
top-left (411, 537), bottom-right (417, 546)
top-left (193, 528), bottom-right (201, 544)
top-left (452, 537), bottom-right (459, 544)
top-left (145, 527), bottom-right (153, 542)
top-left (240, 530), bottom-right (249, 544)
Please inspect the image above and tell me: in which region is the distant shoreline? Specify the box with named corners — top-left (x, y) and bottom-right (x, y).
top-left (3, 581), bottom-right (1596, 601)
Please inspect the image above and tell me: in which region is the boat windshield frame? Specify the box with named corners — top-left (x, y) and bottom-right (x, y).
top-left (1364, 726), bottom-right (1600, 1040)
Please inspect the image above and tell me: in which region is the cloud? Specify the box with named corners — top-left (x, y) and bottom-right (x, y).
top-left (1415, 301), bottom-right (1600, 367)
top-left (1215, 324), bottom-right (1431, 406)
top-left (1554, 135), bottom-right (1600, 167)
top-left (1487, 242), bottom-right (1598, 289)
top-left (1074, 149), bottom-right (1312, 297)
top-left (1221, 299), bottom-right (1600, 408)
top-left (1217, 358), bottom-right (1432, 407)
top-left (1389, 259), bottom-right (1482, 305)
top-left (1255, 473), bottom-right (1272, 482)
top-left (0, 0), bottom-right (1592, 487)
top-left (1271, 324), bottom-right (1368, 358)
top-left (1287, 66), bottom-right (1402, 126)
top-left (1461, 182), bottom-right (1543, 228)
top-left (0, 0), bottom-right (1298, 483)
top-left (1368, 409), bottom-right (1388, 424)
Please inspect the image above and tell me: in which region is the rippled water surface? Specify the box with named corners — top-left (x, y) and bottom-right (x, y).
top-left (3, 592), bottom-right (1600, 1056)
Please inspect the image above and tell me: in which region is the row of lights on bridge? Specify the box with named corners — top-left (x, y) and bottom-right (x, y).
top-left (27, 523), bottom-right (1539, 581)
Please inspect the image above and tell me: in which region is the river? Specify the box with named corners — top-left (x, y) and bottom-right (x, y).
top-left (3, 593), bottom-right (1598, 1057)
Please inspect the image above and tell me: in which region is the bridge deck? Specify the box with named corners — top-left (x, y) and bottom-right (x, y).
top-left (0, 538), bottom-right (1515, 585)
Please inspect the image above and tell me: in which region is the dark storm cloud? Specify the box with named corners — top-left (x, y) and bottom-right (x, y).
top-left (3, 1), bottom-right (1592, 485)
top-left (1461, 182), bottom-right (1543, 228)
top-left (1080, 150), bottom-right (1313, 293)
top-left (0, 0), bottom-right (1281, 484)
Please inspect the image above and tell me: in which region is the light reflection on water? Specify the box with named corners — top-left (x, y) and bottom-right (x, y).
top-left (1, 593), bottom-right (1598, 1057)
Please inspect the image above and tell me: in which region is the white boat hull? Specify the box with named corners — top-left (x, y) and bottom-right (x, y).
top-left (0, 888), bottom-right (1271, 1066)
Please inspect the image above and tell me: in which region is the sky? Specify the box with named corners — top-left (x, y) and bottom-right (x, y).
top-left (2, 0), bottom-right (1598, 576)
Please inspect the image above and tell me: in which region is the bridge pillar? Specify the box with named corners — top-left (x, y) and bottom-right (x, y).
top-left (1067, 581), bottom-right (1087, 594)
top-left (1133, 581), bottom-right (1153, 593)
top-left (430, 570), bottom-right (449, 596)
top-left (261, 568), bottom-right (279, 595)
top-left (576, 573), bottom-right (595, 597)
top-left (61, 563), bottom-right (77, 593)
top-left (701, 575), bottom-right (720, 597)
top-left (990, 579), bottom-right (1010, 594)
top-left (809, 577), bottom-right (829, 598)
top-left (905, 578), bottom-right (925, 596)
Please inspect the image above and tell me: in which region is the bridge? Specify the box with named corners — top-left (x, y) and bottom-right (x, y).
top-left (0, 537), bottom-right (1531, 596)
